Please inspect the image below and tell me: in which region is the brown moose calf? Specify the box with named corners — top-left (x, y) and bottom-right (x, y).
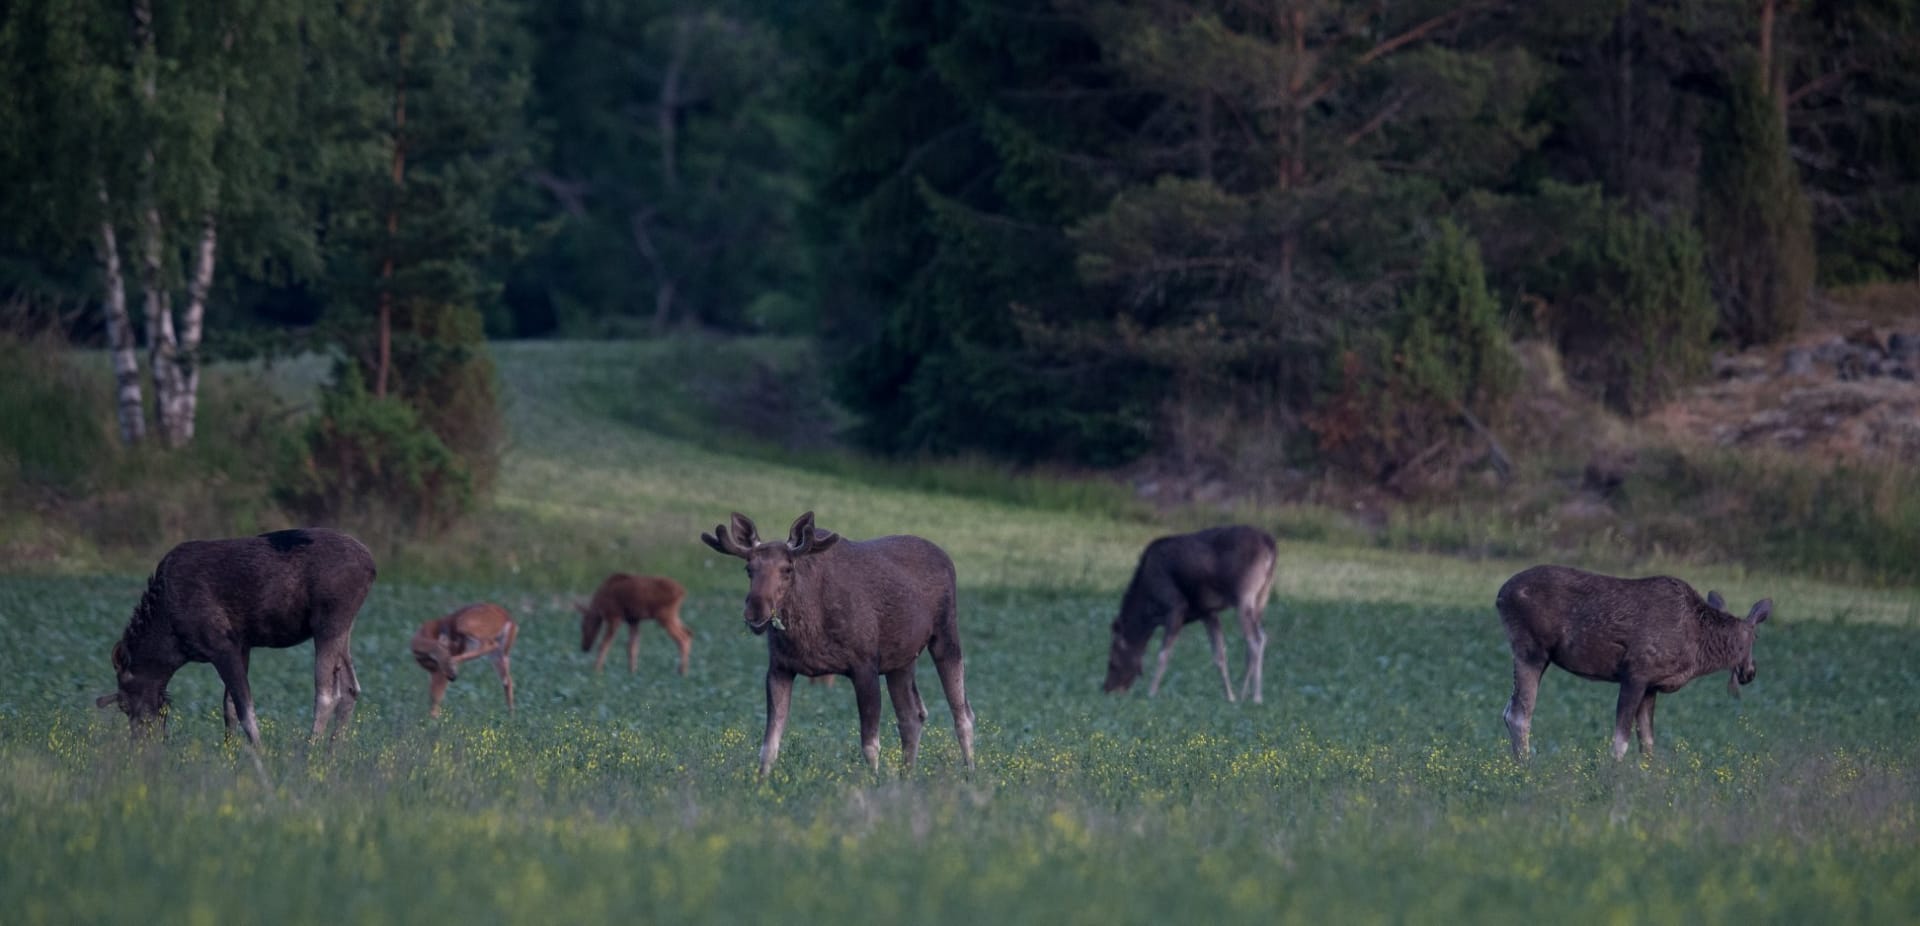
top-left (1496, 564), bottom-right (1772, 761)
top-left (576, 573), bottom-right (692, 675)
top-left (411, 602), bottom-right (518, 718)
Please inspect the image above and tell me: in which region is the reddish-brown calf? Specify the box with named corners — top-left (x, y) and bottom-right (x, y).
top-left (576, 573), bottom-right (693, 675)
top-left (411, 602), bottom-right (517, 718)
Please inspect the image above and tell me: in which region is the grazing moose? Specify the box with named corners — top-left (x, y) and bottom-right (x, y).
top-left (702, 511), bottom-right (974, 776)
top-left (411, 602), bottom-right (518, 717)
top-left (95, 528), bottom-right (376, 747)
top-left (1495, 564), bottom-right (1773, 761)
top-left (1103, 525), bottom-right (1278, 703)
top-left (575, 573), bottom-right (692, 675)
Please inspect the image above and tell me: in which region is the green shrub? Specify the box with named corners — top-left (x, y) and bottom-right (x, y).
top-left (1699, 53), bottom-right (1815, 345)
top-left (0, 332), bottom-right (111, 491)
top-left (1537, 185), bottom-right (1716, 414)
top-left (275, 368), bottom-right (473, 536)
top-left (1310, 221), bottom-right (1515, 484)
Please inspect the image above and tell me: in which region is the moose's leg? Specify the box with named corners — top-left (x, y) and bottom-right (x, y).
top-left (428, 670), bottom-right (450, 718)
top-left (626, 622), bottom-right (642, 675)
top-left (1635, 692), bottom-right (1657, 756)
top-left (311, 634), bottom-right (360, 741)
top-left (669, 620), bottom-right (692, 677)
top-left (1202, 615), bottom-right (1236, 703)
top-left (1503, 654), bottom-right (1546, 760)
top-left (496, 622), bottom-right (517, 713)
top-left (852, 667), bottom-right (884, 773)
top-left (212, 650), bottom-right (262, 748)
top-left (223, 649), bottom-right (252, 738)
top-left (931, 643), bottom-right (975, 769)
top-left (1148, 618), bottom-right (1186, 697)
top-left (760, 667), bottom-right (795, 777)
top-left (592, 621), bottom-right (619, 673)
top-left (1611, 680), bottom-right (1647, 761)
top-left (886, 669), bottom-right (925, 770)
top-left (1237, 595), bottom-right (1270, 704)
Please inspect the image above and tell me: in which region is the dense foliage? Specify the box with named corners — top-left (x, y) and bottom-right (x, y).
top-left (3, 0), bottom-right (1918, 476)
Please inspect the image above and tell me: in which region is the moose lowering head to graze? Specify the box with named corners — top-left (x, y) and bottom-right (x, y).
top-left (1495, 564), bottom-right (1772, 761)
top-left (96, 528), bottom-right (376, 747)
top-left (702, 511), bottom-right (974, 776)
top-left (575, 573), bottom-right (692, 675)
top-left (411, 602), bottom-right (518, 718)
top-left (1103, 525), bottom-right (1278, 703)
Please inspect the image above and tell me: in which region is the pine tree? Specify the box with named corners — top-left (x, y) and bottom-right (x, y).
top-left (1700, 51), bottom-right (1815, 345)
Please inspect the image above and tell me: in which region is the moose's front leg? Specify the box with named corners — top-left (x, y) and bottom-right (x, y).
top-left (212, 650), bottom-right (261, 749)
top-left (760, 666), bottom-right (795, 777)
top-left (852, 667), bottom-right (883, 773)
top-left (1611, 679), bottom-right (1648, 761)
top-left (1148, 618), bottom-right (1185, 697)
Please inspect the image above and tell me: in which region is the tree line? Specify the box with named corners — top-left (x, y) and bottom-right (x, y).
top-left (3, 0), bottom-right (1917, 486)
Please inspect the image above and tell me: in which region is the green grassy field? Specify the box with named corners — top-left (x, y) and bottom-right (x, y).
top-left (3, 341), bottom-right (1918, 924)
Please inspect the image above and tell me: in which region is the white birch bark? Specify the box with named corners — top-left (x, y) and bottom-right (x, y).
top-left (96, 184), bottom-right (146, 445)
top-left (171, 212), bottom-right (216, 446)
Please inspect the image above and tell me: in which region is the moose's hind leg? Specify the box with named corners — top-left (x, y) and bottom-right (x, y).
top-left (886, 669), bottom-right (924, 770)
top-left (1503, 655), bottom-right (1546, 760)
top-left (1202, 615), bottom-right (1236, 703)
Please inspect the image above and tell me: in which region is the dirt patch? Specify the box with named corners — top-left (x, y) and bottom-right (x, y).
top-left (1647, 288), bottom-right (1920, 463)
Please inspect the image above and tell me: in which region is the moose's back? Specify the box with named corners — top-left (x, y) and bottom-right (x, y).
top-left (154, 529), bottom-right (377, 650)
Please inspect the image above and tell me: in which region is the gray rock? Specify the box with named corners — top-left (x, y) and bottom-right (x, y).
top-left (1781, 349), bottom-right (1814, 376)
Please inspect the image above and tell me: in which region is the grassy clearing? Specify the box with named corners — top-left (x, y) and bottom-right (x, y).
top-left (4, 339), bottom-right (1919, 922)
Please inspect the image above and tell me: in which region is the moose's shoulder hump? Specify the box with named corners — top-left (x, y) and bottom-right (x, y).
top-left (260, 529), bottom-right (316, 553)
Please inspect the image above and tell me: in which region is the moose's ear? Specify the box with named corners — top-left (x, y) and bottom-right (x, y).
top-left (730, 512), bottom-right (762, 548)
top-left (95, 692), bottom-right (121, 709)
top-left (1706, 590), bottom-right (1726, 610)
top-left (787, 511), bottom-right (839, 555)
top-left (786, 511), bottom-right (816, 548)
top-left (1747, 599), bottom-right (1772, 625)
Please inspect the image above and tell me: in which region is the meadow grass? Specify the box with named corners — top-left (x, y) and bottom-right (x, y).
top-left (3, 340), bottom-right (1919, 923)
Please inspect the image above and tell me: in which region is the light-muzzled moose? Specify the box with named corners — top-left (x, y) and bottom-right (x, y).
top-left (702, 511), bottom-right (974, 776)
top-left (96, 528), bottom-right (377, 747)
top-left (575, 573), bottom-right (693, 675)
top-left (411, 602), bottom-right (518, 717)
top-left (1495, 564), bottom-right (1772, 761)
top-left (1103, 525), bottom-right (1278, 703)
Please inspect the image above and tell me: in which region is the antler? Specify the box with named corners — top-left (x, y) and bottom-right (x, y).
top-left (700, 512), bottom-right (760, 558)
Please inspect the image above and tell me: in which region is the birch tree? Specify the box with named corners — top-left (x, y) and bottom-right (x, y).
top-left (0, 0), bottom-right (305, 447)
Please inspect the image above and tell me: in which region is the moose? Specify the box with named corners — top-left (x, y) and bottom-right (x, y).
top-left (96, 528), bottom-right (377, 747)
top-left (1103, 525), bottom-right (1278, 703)
top-left (575, 573), bottom-right (692, 675)
top-left (1495, 564), bottom-right (1773, 760)
top-left (411, 602), bottom-right (518, 717)
top-left (702, 511), bottom-right (974, 776)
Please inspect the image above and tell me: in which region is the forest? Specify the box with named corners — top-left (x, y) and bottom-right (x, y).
top-left (2, 0), bottom-right (1918, 533)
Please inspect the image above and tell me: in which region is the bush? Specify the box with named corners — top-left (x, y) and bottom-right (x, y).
top-left (1309, 221), bottom-right (1515, 486)
top-left (1538, 187), bottom-right (1716, 414)
top-left (275, 368), bottom-right (473, 537)
top-left (1699, 53), bottom-right (1814, 346)
top-left (0, 332), bottom-right (111, 491)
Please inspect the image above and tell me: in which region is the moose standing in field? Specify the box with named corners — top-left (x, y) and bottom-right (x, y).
top-left (575, 573), bottom-right (692, 675)
top-left (1103, 525), bottom-right (1278, 703)
top-left (1495, 564), bottom-right (1773, 761)
top-left (702, 511), bottom-right (974, 776)
top-left (411, 602), bottom-right (518, 717)
top-left (96, 528), bottom-right (377, 747)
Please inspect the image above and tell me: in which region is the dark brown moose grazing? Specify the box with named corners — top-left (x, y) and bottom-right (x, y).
top-left (1103, 525), bottom-right (1278, 703)
top-left (96, 528), bottom-right (377, 747)
top-left (575, 573), bottom-right (692, 675)
top-left (1495, 564), bottom-right (1772, 761)
top-left (702, 511), bottom-right (974, 776)
top-left (411, 602), bottom-right (518, 717)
